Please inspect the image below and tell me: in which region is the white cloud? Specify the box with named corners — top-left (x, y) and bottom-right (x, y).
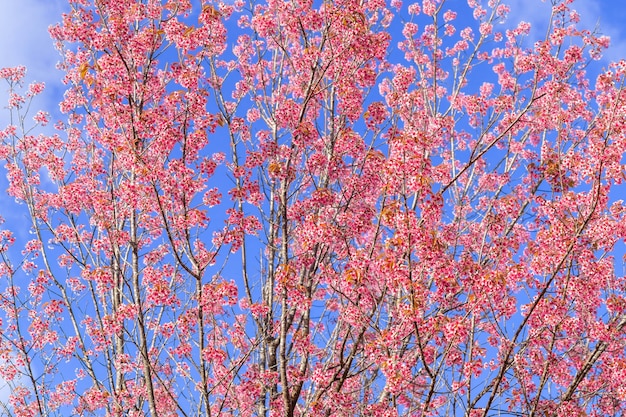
top-left (0, 0), bottom-right (68, 243)
top-left (0, 0), bottom-right (67, 110)
top-left (0, 3), bottom-right (67, 407)
top-left (503, 0), bottom-right (626, 63)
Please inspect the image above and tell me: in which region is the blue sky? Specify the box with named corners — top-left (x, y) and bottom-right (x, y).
top-left (0, 0), bottom-right (625, 413)
top-left (0, 0), bottom-right (66, 113)
top-left (1, 0), bottom-right (626, 103)
top-left (507, 0), bottom-right (626, 62)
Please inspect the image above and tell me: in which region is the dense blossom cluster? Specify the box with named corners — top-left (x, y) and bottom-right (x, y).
top-left (0, 0), bottom-right (625, 415)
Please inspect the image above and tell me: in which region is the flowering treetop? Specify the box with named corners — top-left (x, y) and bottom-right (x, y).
top-left (0, 0), bottom-right (625, 416)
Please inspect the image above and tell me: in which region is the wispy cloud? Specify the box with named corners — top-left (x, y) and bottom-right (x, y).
top-left (0, 2), bottom-right (67, 406)
top-left (0, 0), bottom-right (66, 107)
top-left (504, 0), bottom-right (626, 64)
top-left (0, 0), bottom-right (67, 235)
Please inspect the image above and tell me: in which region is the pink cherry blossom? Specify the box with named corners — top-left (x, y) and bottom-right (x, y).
top-left (0, 0), bottom-right (625, 416)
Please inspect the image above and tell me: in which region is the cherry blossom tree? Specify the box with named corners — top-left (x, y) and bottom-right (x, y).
top-left (1, 0), bottom-right (625, 415)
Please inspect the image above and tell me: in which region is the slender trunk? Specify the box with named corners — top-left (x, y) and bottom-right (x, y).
top-left (130, 202), bottom-right (158, 416)
top-left (197, 278), bottom-right (212, 417)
